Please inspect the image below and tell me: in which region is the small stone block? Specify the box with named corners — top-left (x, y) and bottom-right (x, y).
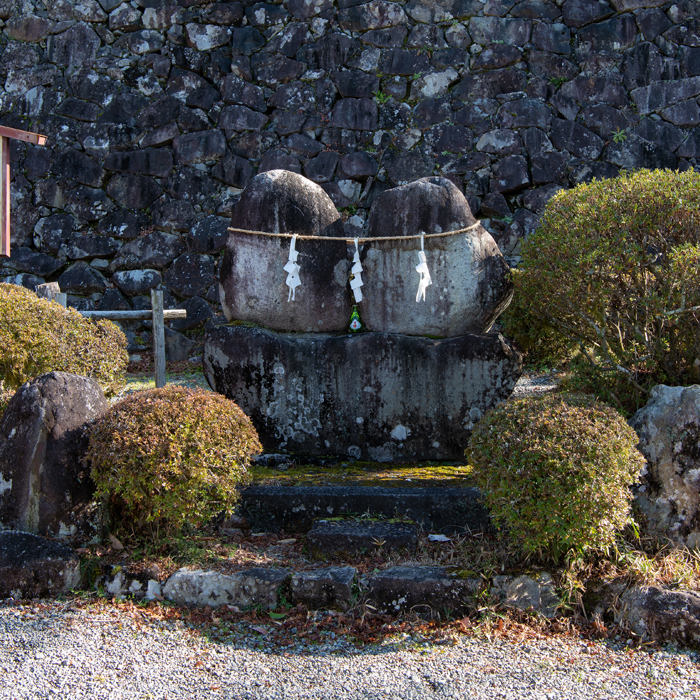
top-left (0, 531), bottom-right (80, 599)
top-left (307, 520), bottom-right (418, 557)
top-left (366, 566), bottom-right (479, 618)
top-left (163, 567), bottom-right (291, 609)
top-left (290, 566), bottom-right (357, 611)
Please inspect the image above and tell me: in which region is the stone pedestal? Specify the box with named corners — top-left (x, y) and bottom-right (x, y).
top-left (204, 325), bottom-right (521, 461)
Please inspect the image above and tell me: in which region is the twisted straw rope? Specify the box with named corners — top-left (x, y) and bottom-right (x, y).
top-left (227, 221), bottom-right (481, 244)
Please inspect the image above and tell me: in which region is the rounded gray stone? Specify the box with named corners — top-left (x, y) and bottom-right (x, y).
top-left (362, 177), bottom-right (513, 337)
top-left (220, 169), bottom-right (351, 333)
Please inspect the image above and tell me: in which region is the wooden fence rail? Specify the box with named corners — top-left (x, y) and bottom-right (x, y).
top-left (35, 283), bottom-right (186, 388)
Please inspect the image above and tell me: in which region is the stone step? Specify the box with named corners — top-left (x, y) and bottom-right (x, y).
top-left (238, 484), bottom-right (490, 535)
top-left (307, 519), bottom-right (419, 557)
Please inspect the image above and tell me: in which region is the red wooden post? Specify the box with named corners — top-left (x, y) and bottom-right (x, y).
top-left (0, 136), bottom-right (8, 258)
top-left (0, 125), bottom-right (47, 258)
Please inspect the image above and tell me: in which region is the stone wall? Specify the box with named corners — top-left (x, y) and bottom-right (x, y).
top-left (0, 0), bottom-right (699, 349)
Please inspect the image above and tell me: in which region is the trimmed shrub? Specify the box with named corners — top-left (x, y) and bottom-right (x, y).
top-left (86, 386), bottom-right (261, 541)
top-left (0, 283), bottom-right (128, 395)
top-left (466, 393), bottom-right (646, 562)
top-left (500, 269), bottom-right (577, 368)
top-left (511, 169), bottom-right (700, 412)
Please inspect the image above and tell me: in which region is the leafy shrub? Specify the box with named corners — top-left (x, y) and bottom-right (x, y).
top-left (0, 283), bottom-right (128, 395)
top-left (87, 386), bottom-right (262, 541)
top-left (466, 393), bottom-right (646, 562)
top-left (512, 169), bottom-right (700, 411)
top-left (500, 269), bottom-right (577, 368)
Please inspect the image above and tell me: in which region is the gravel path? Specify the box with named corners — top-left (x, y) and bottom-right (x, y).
top-left (1, 600), bottom-right (698, 699)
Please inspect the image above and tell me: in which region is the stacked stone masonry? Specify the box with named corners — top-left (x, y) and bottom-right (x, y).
top-left (1, 0), bottom-right (699, 341)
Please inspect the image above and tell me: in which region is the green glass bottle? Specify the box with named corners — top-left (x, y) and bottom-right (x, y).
top-left (349, 305), bottom-right (362, 332)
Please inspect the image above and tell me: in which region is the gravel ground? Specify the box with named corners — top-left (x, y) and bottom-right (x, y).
top-left (1, 600), bottom-right (698, 699)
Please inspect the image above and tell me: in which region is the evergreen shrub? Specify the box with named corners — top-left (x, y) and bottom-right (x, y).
top-left (0, 282), bottom-right (128, 395)
top-left (506, 169), bottom-right (700, 413)
top-left (87, 385), bottom-right (261, 541)
top-left (466, 393), bottom-right (646, 562)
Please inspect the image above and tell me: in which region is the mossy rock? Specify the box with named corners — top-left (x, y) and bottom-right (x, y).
top-left (0, 282), bottom-right (128, 395)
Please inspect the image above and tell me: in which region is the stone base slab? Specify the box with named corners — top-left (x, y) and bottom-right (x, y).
top-left (204, 326), bottom-right (521, 461)
top-left (238, 485), bottom-right (490, 534)
top-left (307, 520), bottom-right (418, 557)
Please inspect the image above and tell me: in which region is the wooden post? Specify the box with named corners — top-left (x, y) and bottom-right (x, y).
top-left (151, 289), bottom-right (166, 389)
top-left (0, 136), bottom-right (9, 258)
top-left (0, 126), bottom-right (47, 258)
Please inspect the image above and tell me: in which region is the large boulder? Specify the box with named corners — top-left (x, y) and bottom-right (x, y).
top-left (361, 177), bottom-right (513, 337)
top-left (0, 531), bottom-right (80, 599)
top-left (204, 325), bottom-right (522, 461)
top-left (0, 372), bottom-right (107, 539)
top-left (220, 170), bottom-right (351, 333)
top-left (630, 384), bottom-right (700, 547)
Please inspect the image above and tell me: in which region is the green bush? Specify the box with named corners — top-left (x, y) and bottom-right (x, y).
top-left (87, 385), bottom-right (262, 541)
top-left (500, 269), bottom-right (577, 368)
top-left (0, 282), bottom-right (128, 395)
top-left (512, 169), bottom-right (700, 411)
top-left (466, 393), bottom-right (646, 562)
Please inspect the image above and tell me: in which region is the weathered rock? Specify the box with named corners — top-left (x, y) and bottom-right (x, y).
top-left (561, 0), bottom-right (613, 28)
top-left (330, 97), bottom-right (378, 131)
top-left (169, 296), bottom-right (213, 333)
top-left (151, 200), bottom-right (196, 232)
top-left (185, 23), bottom-right (231, 51)
top-left (57, 262), bottom-right (107, 294)
top-left (164, 328), bottom-right (196, 362)
top-left (220, 170), bottom-right (350, 333)
top-left (383, 151), bottom-right (436, 186)
top-left (219, 105), bottom-right (269, 134)
top-left (46, 22), bottom-right (101, 71)
top-left (5, 16), bottom-right (53, 42)
top-left (469, 17), bottom-right (531, 46)
top-left (106, 174), bottom-right (162, 210)
top-left (603, 134), bottom-right (677, 171)
top-left (163, 567), bottom-right (291, 609)
top-left (630, 385), bottom-right (700, 548)
top-left (490, 573), bottom-right (560, 618)
top-left (113, 269), bottom-right (162, 296)
top-left (308, 520), bottom-right (418, 557)
top-left (338, 0), bottom-right (407, 31)
top-left (212, 153), bottom-right (253, 189)
top-left (98, 209), bottom-right (149, 240)
top-left (166, 68), bottom-right (219, 110)
top-left (204, 326), bottom-right (521, 461)
top-left (34, 214), bottom-right (74, 254)
top-left (112, 231), bottom-right (186, 271)
top-left (362, 178), bottom-right (511, 337)
top-left (0, 531), bottom-right (80, 599)
top-left (164, 253), bottom-right (216, 298)
top-left (187, 216), bottom-right (229, 255)
top-left (290, 567), bottom-right (356, 611)
top-left (550, 119), bottom-right (605, 160)
top-left (104, 149), bottom-right (173, 178)
top-left (304, 151), bottom-right (340, 183)
top-left (0, 373), bottom-right (107, 539)
top-left (65, 233), bottom-right (121, 260)
top-left (366, 566), bottom-right (479, 618)
top-left (7, 247), bottom-right (63, 277)
top-left (620, 585), bottom-right (700, 648)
